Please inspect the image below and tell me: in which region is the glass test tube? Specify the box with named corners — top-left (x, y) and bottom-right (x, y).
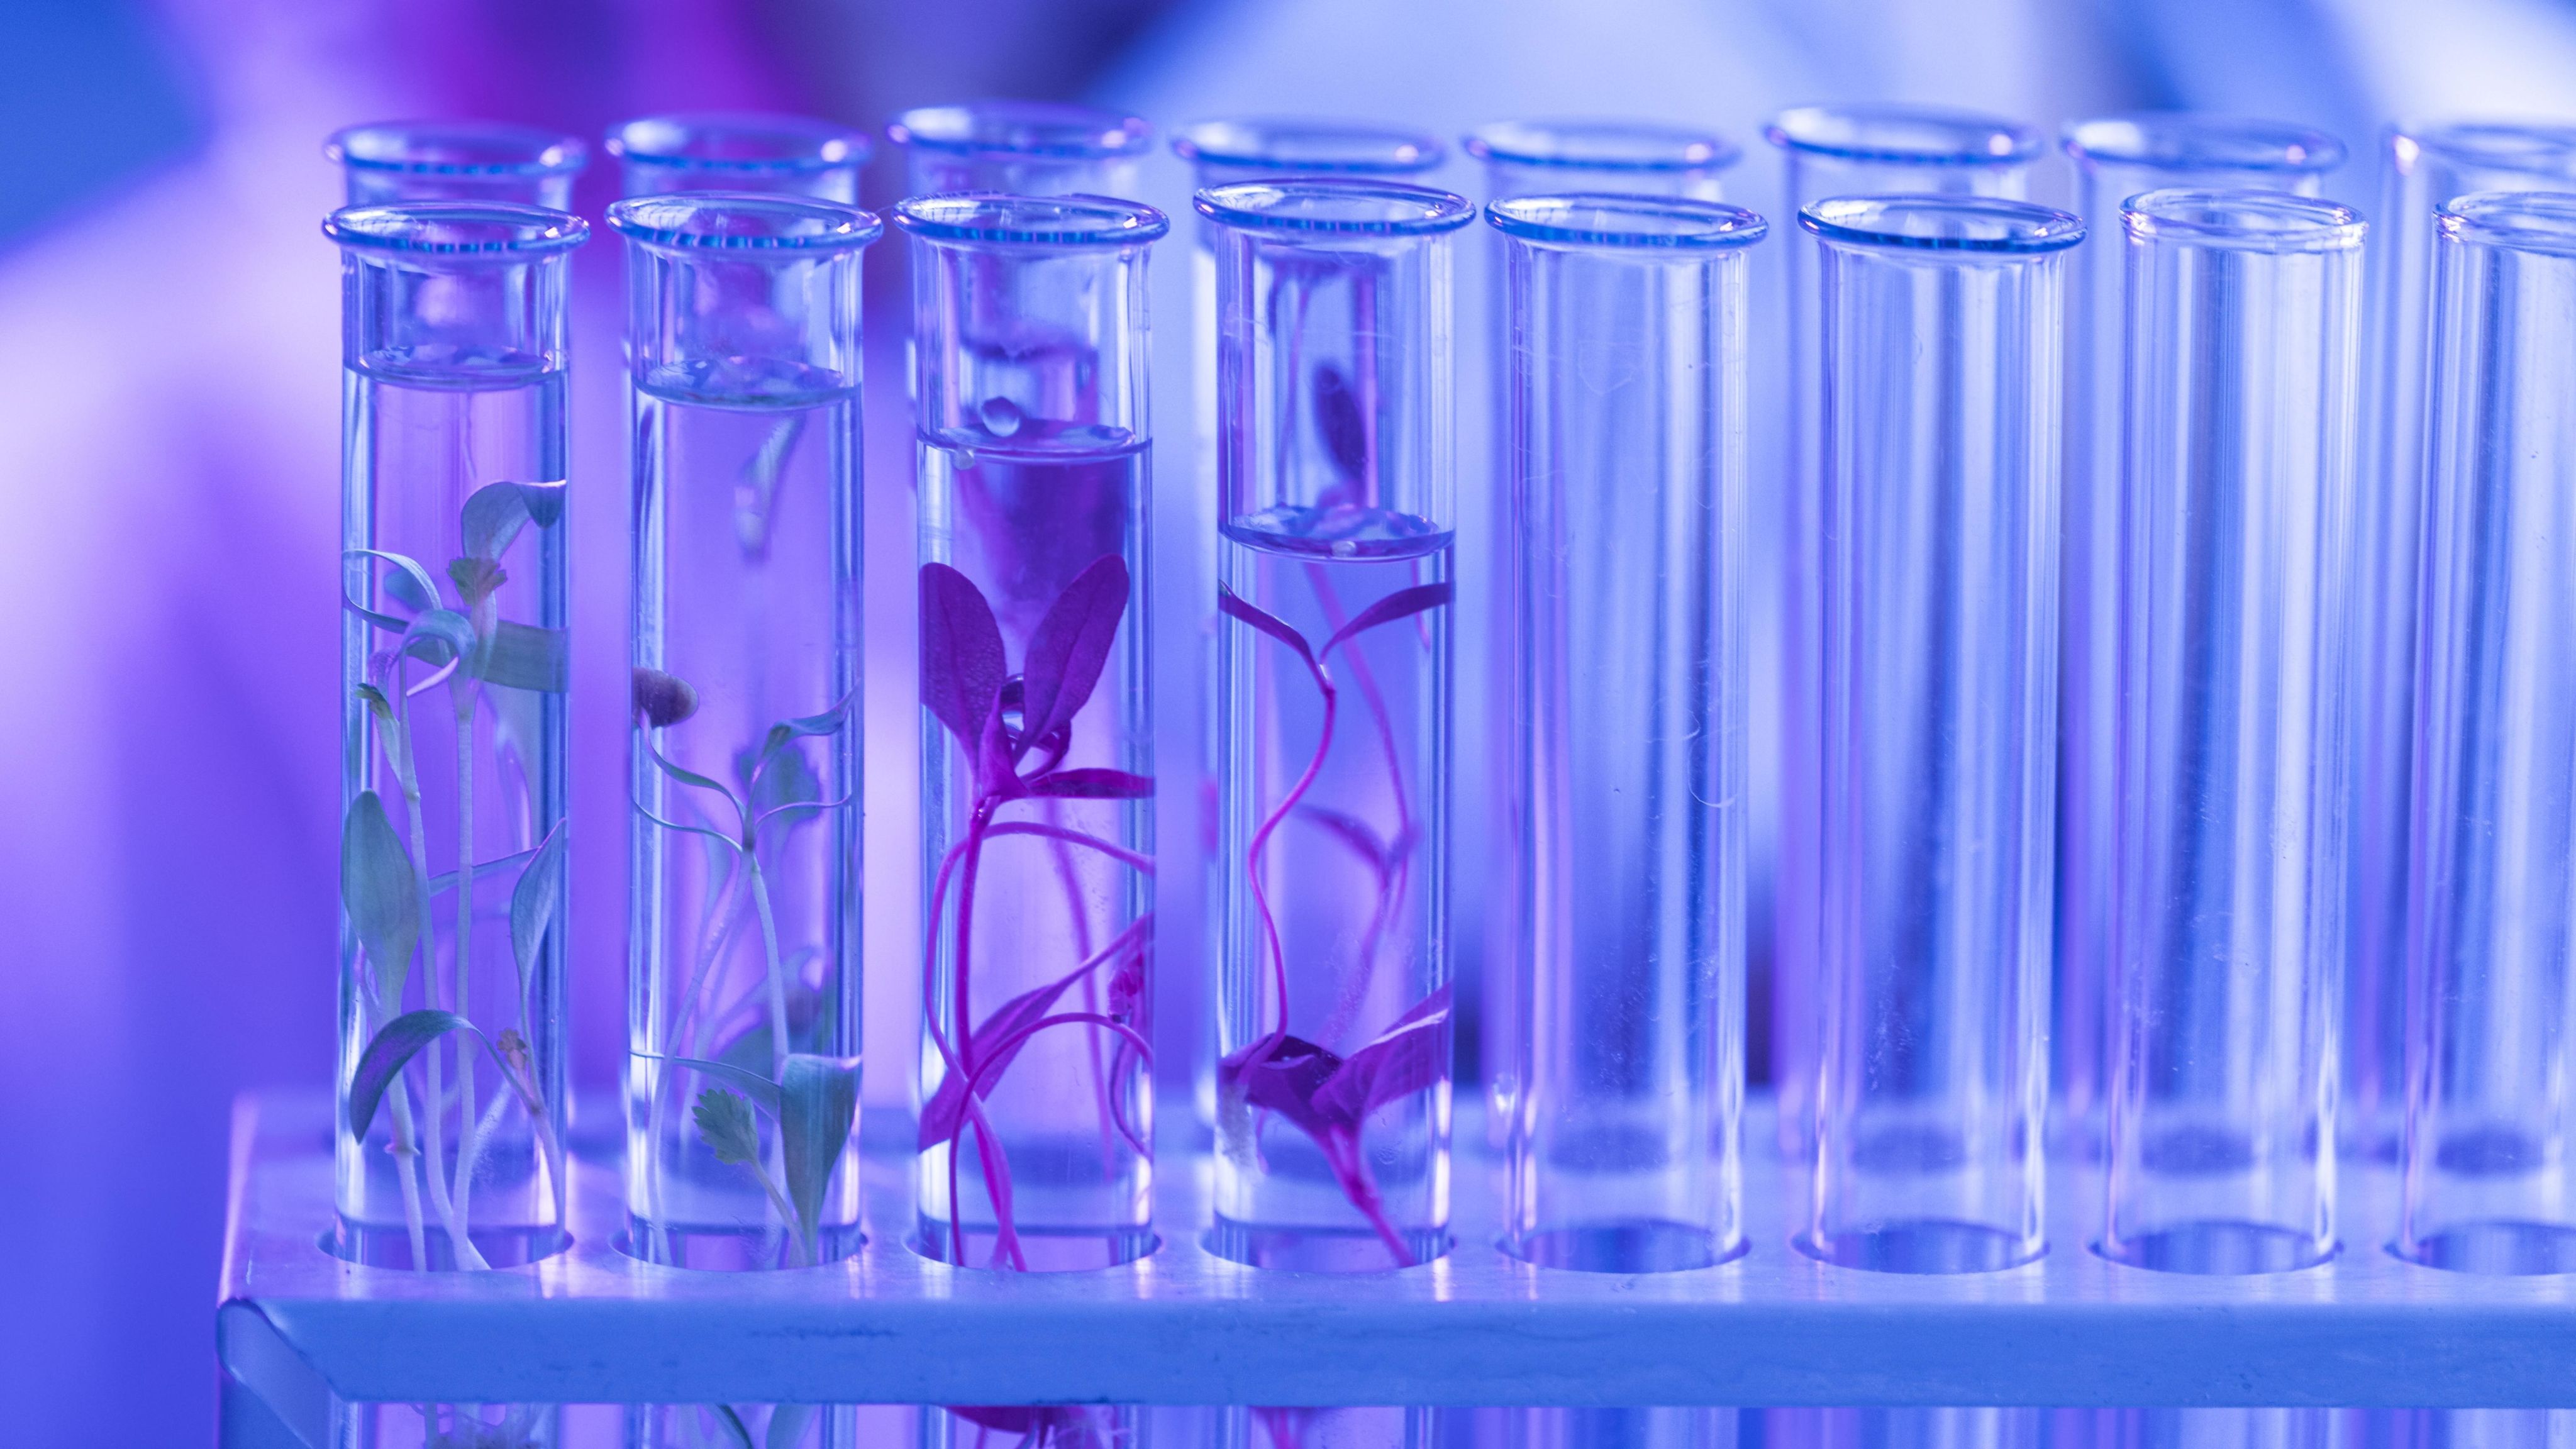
top-left (1768, 106), bottom-right (2041, 1161)
top-left (2104, 191), bottom-right (2363, 1274)
top-left (2401, 192), bottom-right (2576, 1275)
top-left (1175, 120), bottom-right (1449, 1133)
top-left (2055, 117), bottom-right (2346, 1154)
top-left (887, 101), bottom-right (1154, 199)
top-left (1204, 179), bottom-right (1469, 1272)
top-left (613, 195), bottom-right (877, 1274)
top-left (327, 120), bottom-right (588, 208)
top-left (2351, 122), bottom-right (2576, 1158)
top-left (608, 112), bottom-right (872, 203)
top-left (896, 193), bottom-right (1167, 1271)
top-left (327, 202), bottom-right (587, 1270)
top-left (1465, 119), bottom-right (1741, 1153)
top-left (1799, 196), bottom-right (2075, 1273)
top-left (1495, 194), bottom-right (1764, 1272)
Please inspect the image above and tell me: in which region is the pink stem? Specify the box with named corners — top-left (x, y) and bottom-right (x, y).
top-left (1247, 663), bottom-right (1338, 1045)
top-left (984, 819), bottom-right (1156, 874)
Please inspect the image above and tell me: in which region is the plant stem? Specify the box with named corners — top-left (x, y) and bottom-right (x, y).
top-left (949, 799), bottom-right (1000, 1262)
top-left (747, 853), bottom-right (792, 1079)
top-left (450, 690), bottom-right (482, 1240)
top-left (1248, 666), bottom-right (1338, 1045)
top-left (392, 689), bottom-right (472, 1262)
top-left (382, 1075), bottom-right (431, 1269)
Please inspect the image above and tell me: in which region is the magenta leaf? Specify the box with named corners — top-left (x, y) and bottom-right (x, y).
top-left (1298, 806), bottom-right (1394, 879)
top-left (1019, 555), bottom-right (1130, 755)
top-left (920, 564), bottom-right (1006, 750)
top-left (1219, 584), bottom-right (1318, 673)
top-left (917, 975), bottom-right (1085, 1150)
top-left (1311, 983), bottom-right (1452, 1127)
top-left (1322, 581), bottom-right (1453, 661)
top-left (1313, 364), bottom-right (1370, 485)
top-left (1028, 768), bottom-right (1153, 799)
top-left (1227, 1034), bottom-right (1345, 1140)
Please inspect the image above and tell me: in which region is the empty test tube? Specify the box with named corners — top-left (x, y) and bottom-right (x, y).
top-left (1768, 106), bottom-right (2041, 1161)
top-left (2055, 116), bottom-right (2346, 1154)
top-left (887, 101), bottom-right (1153, 199)
top-left (2401, 192), bottom-right (2576, 1275)
top-left (1466, 118), bottom-right (1741, 1152)
top-left (326, 120), bottom-right (587, 208)
top-left (2351, 122), bottom-right (2576, 1159)
top-left (2104, 191), bottom-right (2363, 1274)
top-left (608, 113), bottom-right (872, 203)
top-left (1495, 194), bottom-right (1765, 1272)
top-left (1799, 196), bottom-right (2075, 1273)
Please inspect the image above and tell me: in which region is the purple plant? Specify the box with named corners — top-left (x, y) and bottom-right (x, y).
top-left (918, 554), bottom-right (1153, 1270)
top-left (1217, 577), bottom-right (1453, 1265)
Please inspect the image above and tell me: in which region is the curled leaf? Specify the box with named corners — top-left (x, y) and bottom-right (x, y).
top-left (642, 1052), bottom-right (783, 1117)
top-left (1311, 984), bottom-right (1452, 1126)
top-left (693, 1087), bottom-right (763, 1166)
top-left (779, 1053), bottom-right (861, 1255)
top-left (513, 479), bottom-right (567, 530)
top-left (462, 481), bottom-right (536, 560)
top-left (1228, 1035), bottom-right (1344, 1141)
top-left (919, 564), bottom-right (1006, 752)
top-left (1219, 585), bottom-right (1318, 674)
top-left (346, 1009), bottom-right (510, 1142)
top-left (1322, 581), bottom-right (1453, 660)
top-left (509, 822), bottom-right (567, 989)
top-left (633, 667), bottom-right (700, 728)
top-left (1019, 555), bottom-right (1130, 753)
top-left (340, 791), bottom-right (418, 1006)
top-left (1028, 768), bottom-right (1153, 799)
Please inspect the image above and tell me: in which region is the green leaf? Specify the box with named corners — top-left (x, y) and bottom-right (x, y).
top-left (461, 482), bottom-right (533, 560)
top-left (346, 1008), bottom-right (474, 1142)
top-left (340, 792), bottom-right (418, 1005)
top-left (766, 1404), bottom-right (816, 1449)
top-left (350, 548), bottom-right (443, 614)
top-left (760, 696), bottom-right (852, 759)
top-left (472, 621), bottom-right (568, 692)
top-left (645, 736), bottom-right (738, 804)
top-left (513, 479), bottom-right (567, 530)
top-left (447, 555), bottom-right (508, 607)
top-left (396, 609), bottom-right (477, 674)
top-left (711, 1406), bottom-right (757, 1449)
top-left (692, 1087), bottom-right (763, 1166)
top-left (640, 1052), bottom-right (781, 1116)
top-left (779, 1053), bottom-right (860, 1255)
top-left (510, 822), bottom-right (567, 987)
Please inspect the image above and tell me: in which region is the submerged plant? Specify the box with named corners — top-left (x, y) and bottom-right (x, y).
top-left (632, 665), bottom-right (861, 1267)
top-left (340, 480), bottom-right (570, 1270)
top-left (916, 555), bottom-right (1153, 1270)
top-left (1217, 575), bottom-right (1453, 1266)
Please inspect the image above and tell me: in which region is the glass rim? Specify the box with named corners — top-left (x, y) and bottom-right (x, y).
top-left (606, 111), bottom-right (874, 173)
top-left (325, 119), bottom-right (589, 178)
top-left (2440, 189), bottom-right (2576, 258)
top-left (892, 191), bottom-right (1169, 247)
top-left (324, 200), bottom-right (590, 257)
top-left (1173, 117), bottom-right (1445, 174)
top-left (1800, 194), bottom-right (2082, 253)
top-left (1485, 192), bottom-right (1766, 250)
top-left (1765, 103), bottom-right (2040, 166)
top-left (1194, 178), bottom-right (1476, 236)
top-left (2063, 113), bottom-right (2346, 175)
top-left (2123, 188), bottom-right (2364, 251)
top-left (606, 192), bottom-right (883, 252)
top-left (886, 101), bottom-right (1153, 160)
top-left (2403, 118), bottom-right (2576, 177)
top-left (1464, 118), bottom-right (1741, 173)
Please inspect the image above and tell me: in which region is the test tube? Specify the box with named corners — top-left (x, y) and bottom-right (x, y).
top-left (1494, 194), bottom-right (1764, 1272)
top-left (1799, 195), bottom-right (2075, 1273)
top-left (2351, 121), bottom-right (2576, 1158)
top-left (2104, 191), bottom-right (2363, 1274)
top-left (1204, 178), bottom-right (1470, 1272)
top-left (2401, 192), bottom-right (2576, 1275)
top-left (613, 194), bottom-right (877, 1273)
top-left (326, 120), bottom-right (589, 208)
top-left (894, 192), bottom-right (1167, 1271)
top-left (1467, 119), bottom-right (1740, 201)
top-left (2056, 116), bottom-right (2346, 1153)
top-left (326, 202), bottom-right (589, 1270)
top-left (1465, 118), bottom-right (1741, 1152)
top-left (607, 112), bottom-right (872, 203)
top-left (886, 101), bottom-right (1153, 199)
top-left (1173, 121), bottom-right (1449, 1133)
top-left (1767, 106), bottom-right (2041, 1160)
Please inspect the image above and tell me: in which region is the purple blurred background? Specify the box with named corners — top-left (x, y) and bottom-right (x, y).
top-left (5, 0), bottom-right (2576, 1440)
